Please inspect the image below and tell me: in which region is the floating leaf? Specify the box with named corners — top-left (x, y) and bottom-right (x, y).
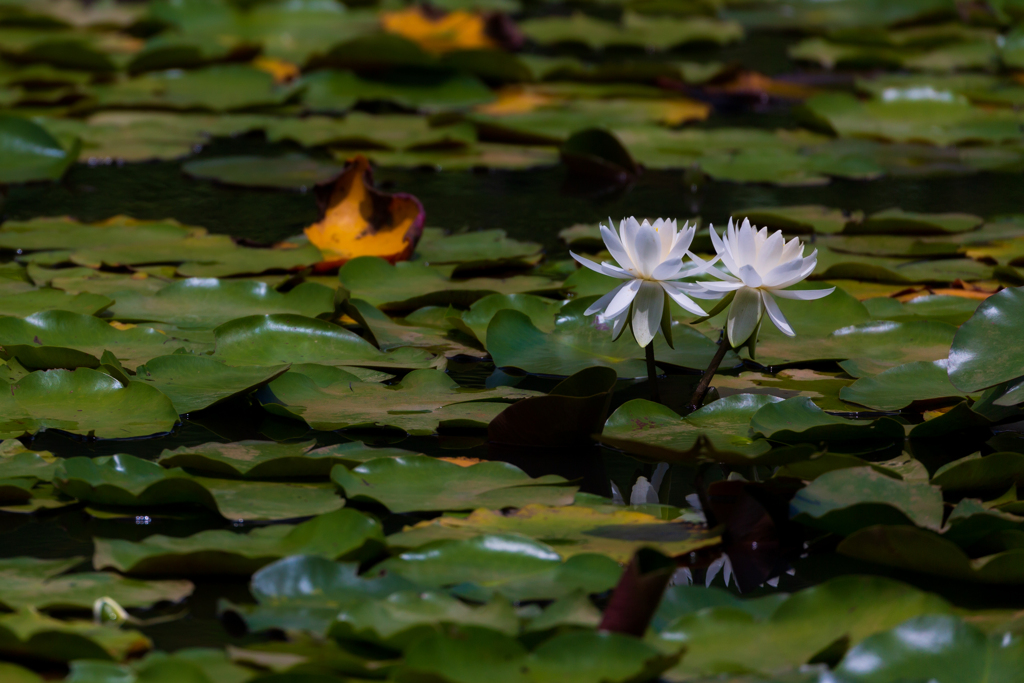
top-left (134, 356), bottom-right (288, 414)
top-left (381, 7), bottom-right (498, 54)
top-left (228, 554), bottom-right (418, 636)
top-left (379, 536), bottom-right (621, 601)
top-left (597, 395), bottom-right (782, 464)
top-left (400, 627), bottom-right (679, 683)
top-left (520, 12), bottom-right (742, 50)
top-left (0, 368), bottom-right (179, 439)
top-left (304, 155), bottom-right (425, 268)
top-left (831, 614), bottom-right (1024, 682)
top-left (0, 557), bottom-right (192, 611)
top-left (331, 454), bottom-right (576, 512)
top-left (338, 256), bottom-right (558, 311)
top-left (212, 314), bottom-right (435, 370)
top-left (658, 576), bottom-right (953, 680)
top-left (735, 205), bottom-right (857, 235)
top-left (0, 115), bottom-right (79, 184)
top-left (94, 508), bottom-right (383, 576)
top-left (948, 286), bottom-right (1024, 392)
top-left (930, 452), bottom-right (1024, 493)
top-left (487, 301), bottom-right (733, 378)
top-left (415, 228), bottom-right (542, 269)
top-left (750, 397), bottom-right (906, 446)
top-left (458, 293), bottom-right (560, 347)
top-left (790, 467), bottom-right (944, 536)
top-left (0, 289), bottom-right (112, 318)
top-left (0, 310), bottom-right (200, 370)
top-left (851, 208), bottom-right (983, 235)
top-left (55, 454), bottom-right (345, 521)
top-left (840, 360), bottom-right (969, 411)
top-left (156, 439), bottom-right (411, 478)
top-left (181, 154), bottom-right (344, 190)
top-left (0, 609), bottom-right (150, 662)
top-left (263, 368), bottom-right (536, 434)
top-left (388, 504), bottom-right (720, 563)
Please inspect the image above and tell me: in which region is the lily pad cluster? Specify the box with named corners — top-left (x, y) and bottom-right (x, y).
top-left (3, 0), bottom-right (1024, 680)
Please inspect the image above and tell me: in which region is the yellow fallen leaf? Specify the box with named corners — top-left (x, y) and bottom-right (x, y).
top-left (476, 86), bottom-right (562, 115)
top-left (653, 98), bottom-right (711, 125)
top-left (381, 7), bottom-right (497, 54)
top-left (304, 155), bottom-right (425, 270)
top-left (437, 456), bottom-right (484, 467)
top-left (253, 57), bottom-right (300, 84)
top-left (109, 321), bottom-right (136, 330)
top-left (706, 72), bottom-right (819, 101)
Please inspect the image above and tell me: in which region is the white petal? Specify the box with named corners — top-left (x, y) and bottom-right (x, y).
top-left (653, 218), bottom-right (675, 256)
top-left (667, 223), bottom-right (696, 261)
top-left (765, 254), bottom-right (817, 289)
top-left (781, 235), bottom-right (805, 262)
top-left (736, 264), bottom-right (763, 288)
top-left (610, 309), bottom-right (628, 337)
top-left (604, 278), bottom-right (642, 319)
top-left (598, 262), bottom-right (637, 280)
top-left (585, 281), bottom-right (628, 316)
top-left (600, 223), bottom-right (635, 273)
top-left (761, 291), bottom-right (794, 336)
top-left (651, 257), bottom-right (684, 281)
top-left (700, 279), bottom-right (745, 292)
top-left (631, 281), bottom-right (664, 347)
top-left (661, 281), bottom-right (707, 316)
top-left (735, 219), bottom-right (757, 268)
top-left (712, 225), bottom-right (737, 276)
top-left (570, 251), bottom-right (606, 275)
top-left (755, 230), bottom-right (785, 272)
top-left (772, 287), bottom-right (835, 300)
top-left (620, 216), bottom-right (642, 268)
top-left (633, 221), bottom-right (663, 276)
top-left (727, 287), bottom-right (763, 347)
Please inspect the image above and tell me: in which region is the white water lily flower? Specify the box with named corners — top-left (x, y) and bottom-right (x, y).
top-left (698, 218), bottom-right (835, 347)
top-left (570, 217), bottom-right (713, 347)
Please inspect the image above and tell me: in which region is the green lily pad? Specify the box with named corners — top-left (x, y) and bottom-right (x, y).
top-left (0, 609), bottom-right (151, 662)
top-left (813, 247), bottom-right (993, 284)
top-left (94, 508), bottom-right (383, 576)
top-left (750, 397), bottom-right (906, 445)
top-left (520, 12), bottom-right (742, 50)
top-left (0, 310), bottom-right (204, 370)
top-left (331, 455), bottom-right (576, 512)
top-left (156, 439), bottom-right (412, 478)
top-left (0, 289), bottom-right (112, 318)
top-left (55, 454), bottom-right (345, 521)
top-left (415, 228), bottom-right (542, 269)
top-left (851, 208), bottom-right (983, 235)
top-left (597, 395), bottom-right (782, 465)
top-left (838, 525), bottom-right (1024, 583)
top-left (803, 92), bottom-right (1022, 146)
top-left (227, 554), bottom-right (418, 636)
top-left (458, 293), bottom-right (560, 346)
top-left (181, 154), bottom-right (344, 190)
top-left (0, 557), bottom-right (193, 611)
top-left (65, 649), bottom-right (255, 683)
top-left (133, 355), bottom-right (289, 415)
top-left (840, 360), bottom-right (969, 411)
top-left (930, 452), bottom-right (1024, 493)
top-left (387, 504), bottom-right (721, 563)
top-left (0, 663), bottom-right (41, 683)
top-left (487, 302), bottom-right (733, 378)
top-left (379, 536), bottom-right (622, 602)
top-left (0, 216), bottom-right (203, 252)
top-left (329, 592), bottom-right (519, 649)
top-left (212, 314), bottom-right (435, 370)
top-left (862, 295), bottom-right (982, 326)
top-left (0, 441), bottom-right (57, 482)
top-left (338, 256), bottom-right (558, 311)
top-left (343, 299), bottom-right (485, 358)
top-left (755, 319), bottom-right (957, 373)
top-left (832, 614), bottom-right (1024, 682)
top-left (88, 65), bottom-right (299, 111)
top-left (711, 368), bottom-right (854, 412)
top-left (790, 467), bottom-right (944, 536)
top-left (301, 69), bottom-right (493, 114)
top-left (658, 576), bottom-right (953, 680)
top-left (0, 115), bottom-right (79, 183)
top-left (265, 113), bottom-right (477, 151)
top-left (0, 368), bottom-right (179, 439)
top-left (735, 205), bottom-right (858, 235)
top-left (109, 279), bottom-right (336, 329)
top-left (948, 286), bottom-right (1024, 392)
top-left (262, 368), bottom-right (536, 435)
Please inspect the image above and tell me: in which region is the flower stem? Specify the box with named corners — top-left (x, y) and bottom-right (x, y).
top-left (688, 336), bottom-right (729, 411)
top-left (645, 343), bottom-right (661, 403)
